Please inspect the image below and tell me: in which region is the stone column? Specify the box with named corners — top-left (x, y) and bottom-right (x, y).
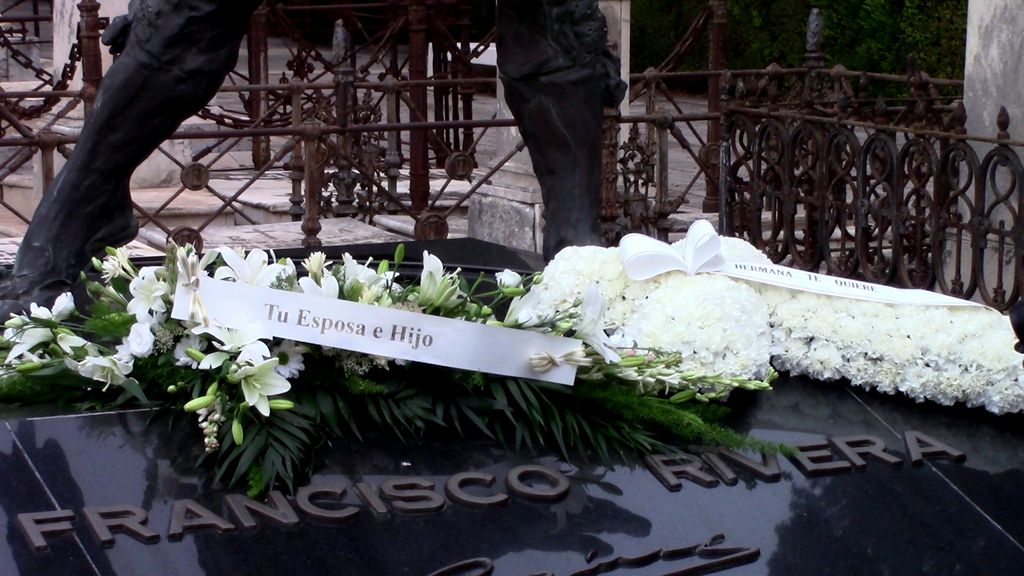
top-left (467, 0), bottom-right (631, 253)
top-left (964, 0), bottom-right (1022, 143)
top-left (954, 0), bottom-right (1022, 299)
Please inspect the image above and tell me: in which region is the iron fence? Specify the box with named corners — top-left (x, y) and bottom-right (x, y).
top-left (4, 1), bottom-right (1020, 312)
top-left (718, 63), bottom-right (1024, 312)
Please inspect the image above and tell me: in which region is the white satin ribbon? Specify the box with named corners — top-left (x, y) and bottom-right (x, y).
top-left (171, 276), bottom-right (582, 385)
top-left (620, 220), bottom-right (986, 308)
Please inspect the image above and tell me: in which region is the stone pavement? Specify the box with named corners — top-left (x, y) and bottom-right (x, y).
top-left (137, 217), bottom-right (407, 252)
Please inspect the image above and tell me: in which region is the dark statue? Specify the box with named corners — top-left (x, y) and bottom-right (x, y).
top-left (0, 0), bottom-right (623, 316)
top-left (496, 0), bottom-right (626, 260)
top-left (0, 0), bottom-right (267, 318)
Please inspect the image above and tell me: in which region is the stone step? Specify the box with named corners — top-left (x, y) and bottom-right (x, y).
top-left (136, 216), bottom-right (406, 252)
top-left (0, 237), bottom-right (162, 267)
top-left (371, 214), bottom-right (469, 239)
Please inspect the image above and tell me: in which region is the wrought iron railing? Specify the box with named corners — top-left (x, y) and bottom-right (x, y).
top-left (0, 1), bottom-right (725, 254)
top-left (718, 62), bottom-right (1024, 311)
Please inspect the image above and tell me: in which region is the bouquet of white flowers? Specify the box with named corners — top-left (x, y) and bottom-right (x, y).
top-left (0, 242), bottom-right (776, 493)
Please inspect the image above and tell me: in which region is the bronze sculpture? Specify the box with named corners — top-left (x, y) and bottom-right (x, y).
top-left (0, 0), bottom-right (624, 316)
top-left (496, 0), bottom-right (626, 260)
top-left (0, 0), bottom-right (264, 317)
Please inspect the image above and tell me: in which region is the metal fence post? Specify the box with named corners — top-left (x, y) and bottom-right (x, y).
top-left (703, 0), bottom-right (727, 213)
top-left (77, 0), bottom-right (103, 116)
top-left (407, 0), bottom-right (430, 214)
top-left (247, 3), bottom-right (270, 167)
top-left (302, 123), bottom-right (323, 248)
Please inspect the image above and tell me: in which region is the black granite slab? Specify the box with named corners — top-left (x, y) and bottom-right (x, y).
top-left (3, 240), bottom-right (1022, 574)
top-left (1, 373), bottom-right (1022, 576)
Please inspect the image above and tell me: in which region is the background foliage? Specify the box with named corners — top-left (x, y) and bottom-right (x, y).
top-left (631, 0), bottom-right (968, 82)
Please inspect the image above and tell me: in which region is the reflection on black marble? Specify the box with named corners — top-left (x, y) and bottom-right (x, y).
top-left (1, 372), bottom-right (1023, 575)
top-left (847, 384), bottom-right (1024, 545)
top-left (0, 422), bottom-right (99, 575)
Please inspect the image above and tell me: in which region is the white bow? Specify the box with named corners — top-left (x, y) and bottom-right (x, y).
top-left (619, 219), bottom-right (726, 280)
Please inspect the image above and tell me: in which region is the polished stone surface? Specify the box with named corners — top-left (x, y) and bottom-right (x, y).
top-left (1, 240), bottom-right (1022, 574)
top-left (1, 375), bottom-right (1022, 576)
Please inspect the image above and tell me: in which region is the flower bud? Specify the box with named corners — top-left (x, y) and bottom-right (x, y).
top-left (185, 348), bottom-right (206, 363)
top-left (184, 395), bottom-right (216, 412)
top-left (206, 382), bottom-right (219, 396)
top-left (501, 287), bottom-right (527, 297)
top-left (616, 356), bottom-right (646, 368)
top-left (267, 399), bottom-right (295, 411)
top-left (669, 389), bottom-right (697, 403)
top-left (14, 361), bottom-right (43, 374)
top-left (231, 419), bottom-right (244, 445)
top-left (4, 316), bottom-right (27, 329)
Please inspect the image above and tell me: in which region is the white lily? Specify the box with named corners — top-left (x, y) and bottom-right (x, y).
top-left (416, 251), bottom-right (462, 310)
top-left (100, 246), bottom-right (135, 282)
top-left (74, 355), bottom-right (133, 389)
top-left (503, 289), bottom-right (545, 329)
top-left (192, 324), bottom-right (271, 367)
top-left (5, 324), bottom-right (54, 364)
top-left (127, 267), bottom-right (169, 322)
top-left (28, 302), bottom-right (54, 321)
top-left (298, 274), bottom-right (340, 299)
top-left (212, 247), bottom-right (287, 287)
top-left (302, 252), bottom-right (330, 283)
top-left (56, 333), bottom-right (89, 355)
top-left (230, 358), bottom-right (292, 417)
top-left (50, 292), bottom-right (76, 322)
top-left (574, 283), bottom-right (621, 363)
top-left (340, 254), bottom-right (387, 301)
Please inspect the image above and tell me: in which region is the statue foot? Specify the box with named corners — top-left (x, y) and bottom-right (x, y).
top-left (1, 205), bottom-right (138, 321)
top-left (0, 275), bottom-right (75, 320)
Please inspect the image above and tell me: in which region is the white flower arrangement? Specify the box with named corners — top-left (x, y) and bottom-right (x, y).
top-left (529, 232), bottom-right (1024, 415)
top-left (529, 241), bottom-right (775, 393)
top-left (0, 241), bottom-right (777, 489)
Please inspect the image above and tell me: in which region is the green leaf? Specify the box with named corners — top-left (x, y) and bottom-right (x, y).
top-left (117, 378), bottom-right (150, 406)
top-left (231, 433), bottom-right (268, 486)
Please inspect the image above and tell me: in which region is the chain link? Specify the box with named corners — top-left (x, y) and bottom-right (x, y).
top-left (0, 27), bottom-right (81, 120)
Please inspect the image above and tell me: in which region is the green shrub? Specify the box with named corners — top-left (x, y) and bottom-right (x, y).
top-left (629, 0), bottom-right (968, 81)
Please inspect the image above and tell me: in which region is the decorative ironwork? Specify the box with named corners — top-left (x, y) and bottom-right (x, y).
top-left (721, 64), bottom-right (1024, 311)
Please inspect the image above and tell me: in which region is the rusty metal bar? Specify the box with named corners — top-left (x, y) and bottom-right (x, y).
top-left (725, 107), bottom-right (1024, 147)
top-left (247, 3), bottom-right (270, 167)
top-left (704, 0), bottom-right (727, 213)
top-left (407, 0), bottom-right (430, 213)
top-left (77, 0), bottom-right (103, 116)
top-left (289, 84), bottom-right (305, 222)
top-left (0, 15), bottom-right (51, 23)
top-left (302, 124), bottom-right (323, 248)
top-left (277, 3), bottom-right (395, 11)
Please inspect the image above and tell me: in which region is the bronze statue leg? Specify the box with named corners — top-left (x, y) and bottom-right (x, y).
top-left (0, 0), bottom-right (262, 318)
top-left (502, 65), bottom-right (608, 260)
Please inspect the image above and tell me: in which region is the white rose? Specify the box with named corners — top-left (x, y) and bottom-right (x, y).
top-left (126, 323), bottom-right (155, 358)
